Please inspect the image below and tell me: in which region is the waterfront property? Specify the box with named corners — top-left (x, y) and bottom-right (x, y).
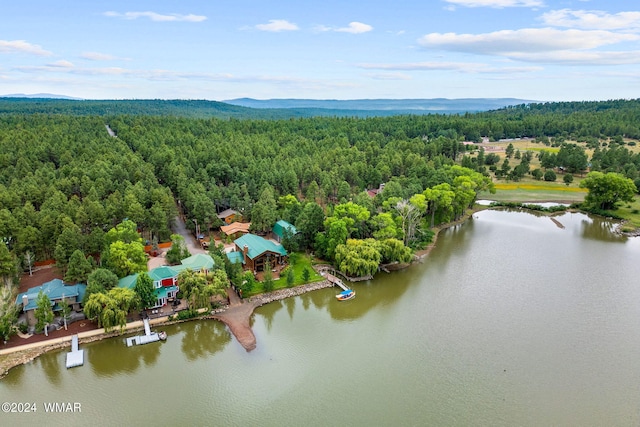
top-left (226, 233), bottom-right (288, 273)
top-left (15, 279), bottom-right (87, 326)
top-left (118, 253), bottom-right (216, 309)
top-left (271, 220), bottom-right (297, 243)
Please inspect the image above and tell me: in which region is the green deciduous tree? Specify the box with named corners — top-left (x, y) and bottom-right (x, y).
top-left (166, 234), bottom-right (190, 265)
top-left (334, 238), bottom-right (381, 278)
top-left (178, 268), bottom-right (227, 309)
top-left (34, 290), bottom-right (54, 333)
top-left (579, 171), bottom-right (637, 210)
top-left (107, 240), bottom-right (148, 278)
top-left (83, 287), bottom-right (139, 332)
top-left (134, 272), bottom-right (157, 309)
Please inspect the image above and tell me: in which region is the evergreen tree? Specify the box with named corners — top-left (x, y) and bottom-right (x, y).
top-left (64, 250), bottom-right (93, 284)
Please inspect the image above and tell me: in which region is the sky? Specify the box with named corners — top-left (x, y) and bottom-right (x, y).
top-left (1, 0), bottom-right (639, 101)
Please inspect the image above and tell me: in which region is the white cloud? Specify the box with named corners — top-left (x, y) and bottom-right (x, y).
top-left (444, 0), bottom-right (544, 8)
top-left (358, 61), bottom-right (542, 74)
top-left (255, 19), bottom-right (299, 32)
top-left (419, 28), bottom-right (639, 54)
top-left (0, 40), bottom-right (52, 56)
top-left (508, 50), bottom-right (640, 65)
top-left (541, 9), bottom-right (640, 30)
top-left (336, 22), bottom-right (373, 34)
top-left (366, 73), bottom-right (412, 80)
top-left (80, 52), bottom-right (119, 61)
top-left (103, 11), bottom-right (207, 22)
top-left (47, 60), bottom-right (74, 68)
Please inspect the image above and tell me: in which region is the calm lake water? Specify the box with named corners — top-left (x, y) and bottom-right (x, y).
top-left (3, 209), bottom-right (640, 426)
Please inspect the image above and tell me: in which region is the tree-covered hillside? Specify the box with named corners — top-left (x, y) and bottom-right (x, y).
top-left (1, 98), bottom-right (639, 268)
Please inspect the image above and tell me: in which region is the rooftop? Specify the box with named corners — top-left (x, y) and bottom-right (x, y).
top-left (234, 233), bottom-right (287, 260)
top-left (16, 279), bottom-right (86, 311)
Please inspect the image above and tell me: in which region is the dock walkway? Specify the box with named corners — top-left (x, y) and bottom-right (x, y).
top-left (323, 272), bottom-right (350, 291)
top-left (65, 335), bottom-right (84, 368)
top-left (126, 318), bottom-right (160, 347)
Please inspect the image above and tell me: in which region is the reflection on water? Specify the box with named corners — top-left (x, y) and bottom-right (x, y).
top-left (2, 209), bottom-right (640, 426)
top-left (178, 320), bottom-right (231, 361)
top-left (89, 333), bottom-right (162, 377)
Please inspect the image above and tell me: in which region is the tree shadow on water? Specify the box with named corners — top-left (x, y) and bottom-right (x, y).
top-left (179, 320), bottom-right (231, 361)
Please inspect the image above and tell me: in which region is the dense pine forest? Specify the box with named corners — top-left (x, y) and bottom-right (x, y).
top-left (0, 98), bottom-right (639, 295)
top-left (0, 97), bottom-right (640, 335)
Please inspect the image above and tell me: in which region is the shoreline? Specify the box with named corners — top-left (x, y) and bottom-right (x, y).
top-left (0, 280), bottom-right (337, 378)
top-left (0, 206), bottom-right (484, 379)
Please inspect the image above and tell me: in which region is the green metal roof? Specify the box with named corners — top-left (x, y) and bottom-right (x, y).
top-left (181, 253), bottom-right (214, 271)
top-left (226, 251), bottom-right (245, 265)
top-left (118, 273), bottom-right (139, 290)
top-left (16, 279), bottom-right (87, 311)
top-left (155, 285), bottom-right (178, 300)
top-left (148, 266), bottom-right (179, 281)
top-left (272, 220), bottom-right (298, 239)
top-left (234, 233), bottom-right (287, 260)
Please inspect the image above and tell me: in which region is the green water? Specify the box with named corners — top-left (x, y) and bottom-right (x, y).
top-left (3, 209), bottom-right (640, 426)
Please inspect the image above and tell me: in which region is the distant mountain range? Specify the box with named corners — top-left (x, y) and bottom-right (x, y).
top-left (1, 93), bottom-right (82, 100)
top-left (0, 96), bottom-right (537, 119)
top-left (224, 98), bottom-right (536, 113)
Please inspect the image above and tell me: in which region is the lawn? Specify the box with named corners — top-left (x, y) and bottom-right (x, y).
top-left (479, 180), bottom-right (588, 203)
top-left (609, 196), bottom-right (640, 230)
top-left (246, 252), bottom-right (324, 296)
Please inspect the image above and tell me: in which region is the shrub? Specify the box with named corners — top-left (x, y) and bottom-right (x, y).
top-left (544, 170), bottom-right (557, 182)
top-left (18, 322), bottom-right (28, 334)
top-left (176, 308), bottom-right (200, 321)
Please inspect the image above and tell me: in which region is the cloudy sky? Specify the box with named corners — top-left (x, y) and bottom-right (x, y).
top-left (1, 0), bottom-right (639, 101)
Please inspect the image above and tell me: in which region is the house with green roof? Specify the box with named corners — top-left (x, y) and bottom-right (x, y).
top-left (15, 279), bottom-right (86, 326)
top-left (227, 233), bottom-right (287, 272)
top-left (117, 253), bottom-right (215, 309)
top-left (272, 220), bottom-right (298, 243)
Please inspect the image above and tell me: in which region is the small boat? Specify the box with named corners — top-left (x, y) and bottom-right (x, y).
top-left (158, 331), bottom-right (167, 341)
top-left (336, 289), bottom-right (355, 301)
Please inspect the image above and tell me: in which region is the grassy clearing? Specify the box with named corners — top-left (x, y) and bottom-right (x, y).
top-left (247, 253), bottom-right (324, 296)
top-left (610, 196), bottom-right (640, 230)
top-left (480, 181), bottom-right (587, 203)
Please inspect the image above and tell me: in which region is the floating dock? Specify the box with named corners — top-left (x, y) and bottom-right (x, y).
top-left (126, 318), bottom-right (161, 347)
top-left (65, 335), bottom-right (84, 368)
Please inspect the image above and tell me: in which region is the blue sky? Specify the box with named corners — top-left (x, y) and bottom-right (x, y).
top-left (1, 0), bottom-right (639, 101)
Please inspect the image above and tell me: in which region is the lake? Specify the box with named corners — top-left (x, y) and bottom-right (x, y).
top-left (2, 209), bottom-right (640, 426)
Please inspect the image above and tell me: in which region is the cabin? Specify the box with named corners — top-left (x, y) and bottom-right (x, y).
top-left (15, 279), bottom-right (86, 326)
top-left (226, 233), bottom-right (287, 272)
top-left (220, 221), bottom-right (251, 240)
top-left (367, 183), bottom-right (385, 198)
top-left (272, 220), bottom-right (298, 243)
top-left (217, 209), bottom-right (240, 225)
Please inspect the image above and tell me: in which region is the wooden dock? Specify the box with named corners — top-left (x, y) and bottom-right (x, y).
top-left (323, 272), bottom-right (350, 291)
